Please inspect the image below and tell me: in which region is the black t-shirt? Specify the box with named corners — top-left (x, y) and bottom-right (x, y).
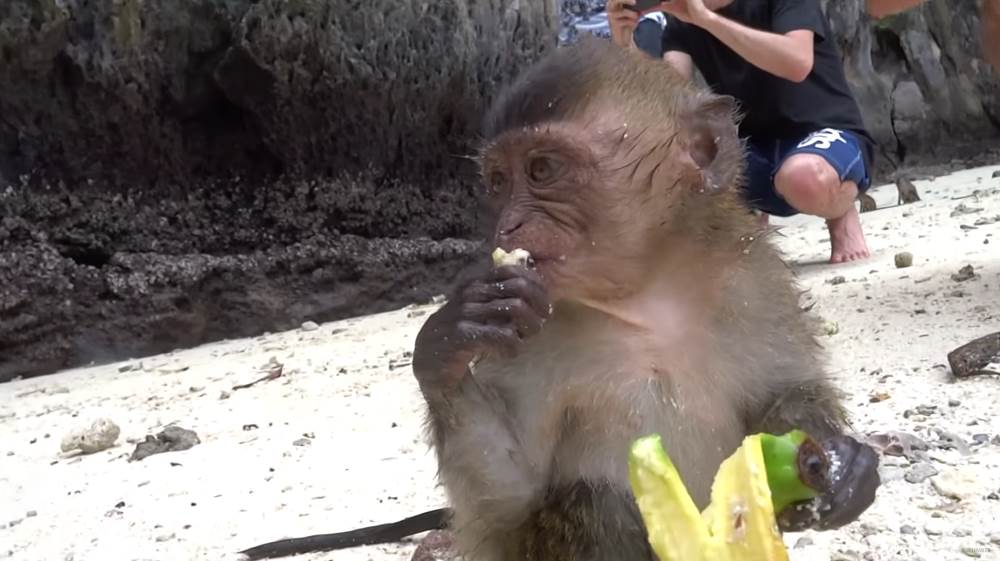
top-left (661, 0), bottom-right (875, 170)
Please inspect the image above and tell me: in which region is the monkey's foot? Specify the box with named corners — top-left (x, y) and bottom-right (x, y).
top-left (826, 206), bottom-right (870, 264)
top-left (411, 530), bottom-right (458, 561)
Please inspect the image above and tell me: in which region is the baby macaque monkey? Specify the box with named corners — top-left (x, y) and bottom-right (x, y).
top-left (409, 36), bottom-right (879, 561)
top-left (241, 37), bottom-right (879, 561)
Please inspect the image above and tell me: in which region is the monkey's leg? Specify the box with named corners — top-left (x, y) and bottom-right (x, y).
top-left (750, 381), bottom-right (880, 532)
top-left (517, 481), bottom-right (657, 561)
top-left (858, 193), bottom-right (877, 213)
top-left (417, 372), bottom-right (557, 560)
top-left (896, 178), bottom-right (920, 204)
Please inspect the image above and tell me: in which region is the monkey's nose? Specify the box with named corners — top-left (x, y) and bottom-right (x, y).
top-left (498, 221), bottom-right (523, 236)
top-left (496, 217), bottom-right (525, 244)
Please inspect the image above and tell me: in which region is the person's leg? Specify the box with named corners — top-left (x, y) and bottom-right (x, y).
top-left (739, 138), bottom-right (800, 228)
top-left (773, 129), bottom-right (871, 264)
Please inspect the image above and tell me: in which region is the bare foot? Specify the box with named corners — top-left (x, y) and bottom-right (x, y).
top-left (826, 205), bottom-right (870, 264)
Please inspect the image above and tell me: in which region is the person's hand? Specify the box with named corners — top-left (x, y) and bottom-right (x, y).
top-left (606, 0), bottom-right (642, 49)
top-left (658, 0), bottom-right (713, 26)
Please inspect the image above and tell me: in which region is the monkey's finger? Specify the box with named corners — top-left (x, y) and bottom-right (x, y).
top-left (488, 267), bottom-right (552, 315)
top-left (775, 500), bottom-right (824, 532)
top-left (497, 278), bottom-right (551, 319)
top-left (491, 263), bottom-right (545, 286)
top-left (461, 277), bottom-right (550, 319)
top-left (456, 321), bottom-right (521, 359)
top-left (460, 300), bottom-right (546, 338)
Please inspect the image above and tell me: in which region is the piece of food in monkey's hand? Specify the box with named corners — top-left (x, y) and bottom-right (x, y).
top-left (628, 430), bottom-right (829, 561)
top-left (491, 247), bottom-right (533, 268)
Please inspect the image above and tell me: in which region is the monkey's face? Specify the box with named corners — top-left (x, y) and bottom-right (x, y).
top-left (478, 120), bottom-right (686, 302)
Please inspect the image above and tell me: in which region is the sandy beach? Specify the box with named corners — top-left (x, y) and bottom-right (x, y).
top-left (2, 164), bottom-right (999, 561)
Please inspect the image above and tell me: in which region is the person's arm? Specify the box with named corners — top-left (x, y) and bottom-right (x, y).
top-left (659, 15), bottom-right (695, 80)
top-left (687, 11), bottom-right (814, 82)
top-left (607, 0), bottom-right (643, 49)
top-left (866, 0), bottom-right (927, 19)
top-left (663, 51), bottom-right (694, 80)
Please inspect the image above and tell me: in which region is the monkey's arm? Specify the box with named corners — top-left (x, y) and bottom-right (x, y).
top-left (748, 381), bottom-right (880, 532)
top-left (413, 264), bottom-right (554, 531)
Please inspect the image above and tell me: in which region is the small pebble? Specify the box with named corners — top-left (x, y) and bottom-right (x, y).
top-left (972, 434), bottom-right (990, 444)
top-left (828, 275), bottom-right (847, 285)
top-left (989, 532), bottom-right (1000, 544)
top-left (219, 390), bottom-right (231, 400)
top-left (900, 524), bottom-right (917, 535)
top-left (794, 536), bottom-right (814, 548)
top-left (831, 551), bottom-right (860, 561)
top-left (292, 438), bottom-right (311, 447)
top-left (859, 522), bottom-right (881, 537)
top-left (948, 399), bottom-right (962, 407)
top-left (188, 386), bottom-right (204, 393)
top-left (301, 321), bottom-right (319, 332)
top-left (895, 251), bottom-right (914, 268)
top-left (869, 391), bottom-right (890, 403)
top-left (25, 510), bottom-right (36, 518)
top-left (924, 520), bottom-right (947, 535)
top-left (992, 170), bottom-right (1000, 178)
top-left (952, 528), bottom-right (972, 537)
top-left (905, 462), bottom-right (939, 484)
top-left (60, 418), bottom-right (121, 454)
top-left (932, 468), bottom-right (980, 500)
top-left (952, 265), bottom-right (976, 282)
top-left (155, 533), bottom-right (175, 542)
top-left (823, 321), bottom-right (839, 335)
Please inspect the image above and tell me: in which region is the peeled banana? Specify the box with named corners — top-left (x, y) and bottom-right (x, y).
top-left (628, 431), bottom-right (827, 561)
top-left (491, 247), bottom-right (532, 268)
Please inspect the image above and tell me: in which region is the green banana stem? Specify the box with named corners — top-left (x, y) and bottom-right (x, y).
top-left (759, 430), bottom-right (829, 513)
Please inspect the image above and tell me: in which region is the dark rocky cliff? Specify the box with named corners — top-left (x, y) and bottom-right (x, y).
top-left (0, 0), bottom-right (997, 382)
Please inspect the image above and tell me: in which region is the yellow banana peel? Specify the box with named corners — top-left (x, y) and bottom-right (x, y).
top-left (629, 431), bottom-right (826, 561)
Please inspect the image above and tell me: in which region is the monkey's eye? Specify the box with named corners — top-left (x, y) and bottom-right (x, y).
top-left (526, 155), bottom-right (562, 185)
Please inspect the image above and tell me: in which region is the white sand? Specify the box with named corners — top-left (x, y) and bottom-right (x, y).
top-left (2, 165), bottom-right (999, 561)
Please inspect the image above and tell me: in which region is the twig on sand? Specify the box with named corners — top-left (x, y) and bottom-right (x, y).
top-left (233, 357), bottom-right (285, 390)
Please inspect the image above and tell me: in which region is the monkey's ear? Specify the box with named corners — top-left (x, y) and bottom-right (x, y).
top-left (678, 95), bottom-right (741, 192)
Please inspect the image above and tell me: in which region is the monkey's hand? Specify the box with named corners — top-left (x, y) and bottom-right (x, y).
top-left (412, 264), bottom-right (552, 392)
top-left (776, 435), bottom-right (880, 532)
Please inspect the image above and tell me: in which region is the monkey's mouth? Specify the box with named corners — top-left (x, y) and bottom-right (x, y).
top-left (524, 255), bottom-right (570, 278)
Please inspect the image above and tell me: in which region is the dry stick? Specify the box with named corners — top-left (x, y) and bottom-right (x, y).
top-left (947, 331), bottom-right (1000, 378)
